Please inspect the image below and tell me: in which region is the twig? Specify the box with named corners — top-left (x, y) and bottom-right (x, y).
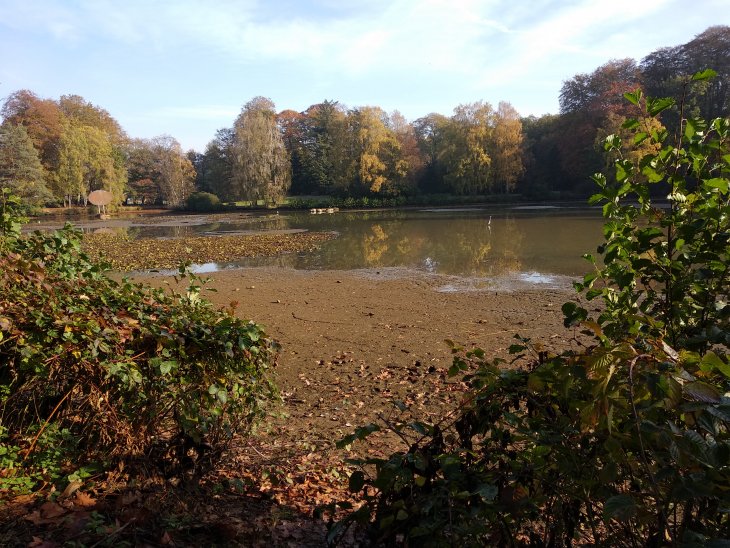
top-left (23, 387), bottom-right (74, 461)
top-left (292, 313), bottom-right (346, 325)
top-left (89, 518), bottom-right (135, 548)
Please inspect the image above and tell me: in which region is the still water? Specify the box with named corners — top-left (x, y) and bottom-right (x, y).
top-left (37, 206), bottom-right (604, 288)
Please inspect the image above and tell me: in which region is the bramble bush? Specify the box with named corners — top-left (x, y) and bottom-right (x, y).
top-left (0, 189), bottom-right (278, 493)
top-left (331, 71), bottom-right (730, 546)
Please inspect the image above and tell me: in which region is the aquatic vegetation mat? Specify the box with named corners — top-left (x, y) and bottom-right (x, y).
top-left (82, 231), bottom-right (337, 270)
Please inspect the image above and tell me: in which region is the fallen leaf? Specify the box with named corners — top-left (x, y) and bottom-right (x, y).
top-left (74, 491), bottom-right (96, 508)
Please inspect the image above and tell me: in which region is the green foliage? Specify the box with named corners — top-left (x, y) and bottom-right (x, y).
top-left (186, 191), bottom-right (223, 212)
top-left (334, 79), bottom-right (730, 545)
top-left (0, 124), bottom-right (51, 207)
top-left (0, 188), bottom-right (25, 252)
top-left (577, 87), bottom-right (729, 352)
top-left (0, 196), bottom-right (278, 492)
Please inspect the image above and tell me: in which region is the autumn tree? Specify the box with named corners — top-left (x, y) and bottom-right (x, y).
top-left (490, 102), bottom-right (524, 193)
top-left (388, 110), bottom-right (424, 195)
top-left (641, 26), bottom-right (730, 134)
top-left (152, 135), bottom-right (195, 207)
top-left (1, 90), bottom-right (65, 175)
top-left (440, 101), bottom-right (495, 195)
top-left (58, 94), bottom-right (127, 145)
top-left (230, 97), bottom-right (291, 205)
top-left (126, 136), bottom-right (194, 206)
top-left (52, 122), bottom-right (127, 207)
top-left (557, 59), bottom-right (642, 192)
top-left (0, 123), bottom-right (51, 206)
top-left (349, 106), bottom-right (407, 195)
top-left (52, 122), bottom-right (87, 206)
top-left (595, 111), bottom-right (664, 184)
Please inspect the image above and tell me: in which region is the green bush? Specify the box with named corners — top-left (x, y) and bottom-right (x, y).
top-left (332, 73), bottom-right (730, 545)
top-left (0, 190), bottom-right (278, 492)
top-left (186, 191), bottom-right (223, 212)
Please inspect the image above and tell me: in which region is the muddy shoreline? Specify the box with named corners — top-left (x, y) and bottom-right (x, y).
top-left (146, 267), bottom-right (582, 449)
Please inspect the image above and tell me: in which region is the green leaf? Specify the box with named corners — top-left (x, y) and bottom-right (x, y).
top-left (603, 494), bottom-right (637, 521)
top-left (337, 424), bottom-right (380, 449)
top-left (647, 97), bottom-right (675, 117)
top-left (633, 132), bottom-right (648, 146)
top-left (159, 360), bottom-right (176, 375)
top-left (700, 351), bottom-right (730, 378)
top-left (474, 483), bottom-right (498, 502)
top-left (684, 381), bottom-right (721, 403)
top-left (692, 68), bottom-right (717, 81)
top-left (623, 90), bottom-right (642, 106)
top-left (704, 178), bottom-right (729, 193)
top-left (508, 344), bottom-right (527, 354)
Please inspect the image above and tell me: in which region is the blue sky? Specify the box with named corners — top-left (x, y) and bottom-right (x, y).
top-left (0, 0), bottom-right (726, 152)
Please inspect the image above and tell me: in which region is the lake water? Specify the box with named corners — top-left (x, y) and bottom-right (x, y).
top-left (33, 206), bottom-right (605, 289)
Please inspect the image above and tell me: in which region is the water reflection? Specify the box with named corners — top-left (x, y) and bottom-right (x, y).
top-left (225, 208), bottom-right (602, 278)
top-left (30, 207), bottom-right (604, 279)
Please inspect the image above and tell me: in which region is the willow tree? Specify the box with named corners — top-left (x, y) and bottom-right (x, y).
top-left (52, 122), bottom-right (127, 207)
top-left (231, 97), bottom-right (290, 205)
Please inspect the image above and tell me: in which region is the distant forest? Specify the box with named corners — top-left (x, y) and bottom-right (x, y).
top-left (1, 26), bottom-right (728, 208)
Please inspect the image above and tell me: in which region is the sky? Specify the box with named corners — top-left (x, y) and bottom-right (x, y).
top-left (0, 0), bottom-right (726, 152)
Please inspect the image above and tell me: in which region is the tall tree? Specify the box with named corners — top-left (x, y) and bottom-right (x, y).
top-left (186, 150), bottom-right (206, 191)
top-left (490, 102), bottom-right (524, 194)
top-left (350, 106), bottom-right (406, 195)
top-left (0, 123), bottom-right (51, 206)
top-left (520, 114), bottom-right (565, 197)
top-left (641, 26), bottom-right (730, 128)
top-left (52, 122), bottom-right (127, 206)
top-left (413, 113), bottom-right (450, 193)
top-left (557, 59), bottom-right (642, 192)
top-left (389, 110), bottom-right (424, 195)
top-left (294, 101), bottom-right (353, 195)
top-left (202, 128), bottom-right (235, 201)
top-left (559, 59), bottom-right (641, 116)
top-left (440, 102), bottom-right (495, 195)
top-left (126, 138), bottom-right (159, 204)
top-left (231, 97), bottom-right (291, 204)
top-left (151, 135), bottom-right (195, 207)
top-left (52, 122), bottom-right (86, 206)
top-left (1, 90), bottom-right (65, 175)
top-left (58, 94), bottom-right (127, 145)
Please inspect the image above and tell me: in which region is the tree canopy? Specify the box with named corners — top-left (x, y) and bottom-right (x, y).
top-left (0, 25), bottom-right (727, 208)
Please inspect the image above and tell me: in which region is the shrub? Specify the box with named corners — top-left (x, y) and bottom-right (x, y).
top-left (0, 190), bottom-right (278, 492)
top-left (186, 191), bottom-right (223, 212)
top-left (332, 73), bottom-right (730, 545)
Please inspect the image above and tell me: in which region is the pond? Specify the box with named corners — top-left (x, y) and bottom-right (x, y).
top-left (31, 205), bottom-right (605, 289)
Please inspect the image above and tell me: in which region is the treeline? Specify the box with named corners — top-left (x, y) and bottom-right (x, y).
top-left (0, 26), bottom-right (727, 209)
top-left (0, 92), bottom-right (196, 208)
